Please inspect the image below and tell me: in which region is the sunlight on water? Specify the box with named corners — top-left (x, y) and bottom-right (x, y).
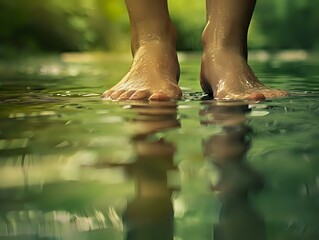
top-left (0, 53), bottom-right (319, 240)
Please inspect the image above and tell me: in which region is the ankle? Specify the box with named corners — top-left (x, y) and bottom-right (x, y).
top-left (132, 20), bottom-right (177, 52)
top-left (201, 22), bottom-right (247, 57)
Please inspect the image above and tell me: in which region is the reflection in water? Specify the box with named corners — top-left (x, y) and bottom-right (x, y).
top-left (1, 54), bottom-right (319, 240)
top-left (200, 102), bottom-right (266, 240)
top-left (0, 100), bottom-right (280, 240)
top-left (122, 102), bottom-right (179, 240)
top-left (0, 101), bottom-right (180, 240)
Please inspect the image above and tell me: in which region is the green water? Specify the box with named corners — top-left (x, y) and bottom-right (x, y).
top-left (0, 52), bottom-right (319, 240)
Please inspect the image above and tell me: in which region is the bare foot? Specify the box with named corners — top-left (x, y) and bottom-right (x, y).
top-left (103, 39), bottom-right (181, 101)
top-left (200, 50), bottom-right (288, 100)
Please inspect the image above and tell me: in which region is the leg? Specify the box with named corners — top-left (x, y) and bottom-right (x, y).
top-left (201, 0), bottom-right (288, 100)
top-left (103, 0), bottom-right (181, 101)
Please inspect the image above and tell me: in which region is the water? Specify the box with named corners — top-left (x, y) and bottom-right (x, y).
top-left (0, 52), bottom-right (319, 240)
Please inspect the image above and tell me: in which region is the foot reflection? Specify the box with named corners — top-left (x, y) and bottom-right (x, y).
top-left (122, 102), bottom-right (179, 240)
top-left (0, 102), bottom-right (180, 240)
top-left (200, 101), bottom-right (266, 240)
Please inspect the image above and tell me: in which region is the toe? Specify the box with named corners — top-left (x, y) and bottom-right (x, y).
top-left (110, 90), bottom-right (126, 99)
top-left (262, 89), bottom-right (289, 99)
top-left (129, 90), bottom-right (150, 100)
top-left (102, 90), bottom-right (114, 99)
top-left (118, 90), bottom-right (136, 100)
top-left (246, 92), bottom-right (266, 101)
top-left (149, 92), bottom-right (172, 101)
top-left (278, 90), bottom-right (289, 97)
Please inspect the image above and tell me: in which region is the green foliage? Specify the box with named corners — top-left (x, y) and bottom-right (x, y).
top-left (0, 0), bottom-right (128, 55)
top-left (253, 0), bottom-right (319, 50)
top-left (0, 0), bottom-right (319, 53)
top-left (169, 0), bottom-right (206, 51)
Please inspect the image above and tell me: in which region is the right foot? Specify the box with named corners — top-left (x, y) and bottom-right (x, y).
top-left (103, 39), bottom-right (181, 101)
top-left (200, 5), bottom-right (288, 101)
top-left (200, 50), bottom-right (288, 100)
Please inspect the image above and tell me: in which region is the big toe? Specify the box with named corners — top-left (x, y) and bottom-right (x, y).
top-left (246, 92), bottom-right (266, 101)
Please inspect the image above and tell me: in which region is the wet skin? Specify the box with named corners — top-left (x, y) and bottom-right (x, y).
top-left (103, 0), bottom-right (288, 101)
top-left (103, 0), bottom-right (181, 101)
top-left (103, 37), bottom-right (181, 101)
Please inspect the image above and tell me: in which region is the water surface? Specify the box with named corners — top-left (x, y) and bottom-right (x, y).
top-left (0, 52), bottom-right (319, 240)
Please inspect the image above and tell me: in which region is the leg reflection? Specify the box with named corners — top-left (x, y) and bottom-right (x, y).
top-left (200, 102), bottom-right (266, 240)
top-left (123, 102), bottom-right (179, 240)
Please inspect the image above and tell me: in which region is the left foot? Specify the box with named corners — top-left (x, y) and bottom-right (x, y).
top-left (102, 20), bottom-right (181, 101)
top-left (103, 40), bottom-right (181, 101)
top-left (200, 50), bottom-right (288, 100)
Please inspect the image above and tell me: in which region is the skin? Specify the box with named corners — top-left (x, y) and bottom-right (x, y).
top-left (103, 0), bottom-right (288, 101)
top-left (103, 0), bottom-right (181, 101)
top-left (201, 0), bottom-right (287, 100)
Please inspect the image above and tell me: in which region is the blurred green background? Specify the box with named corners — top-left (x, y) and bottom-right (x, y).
top-left (1, 0), bottom-right (319, 55)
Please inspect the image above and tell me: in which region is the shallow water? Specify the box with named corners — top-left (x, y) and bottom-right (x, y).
top-left (0, 52), bottom-right (319, 240)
